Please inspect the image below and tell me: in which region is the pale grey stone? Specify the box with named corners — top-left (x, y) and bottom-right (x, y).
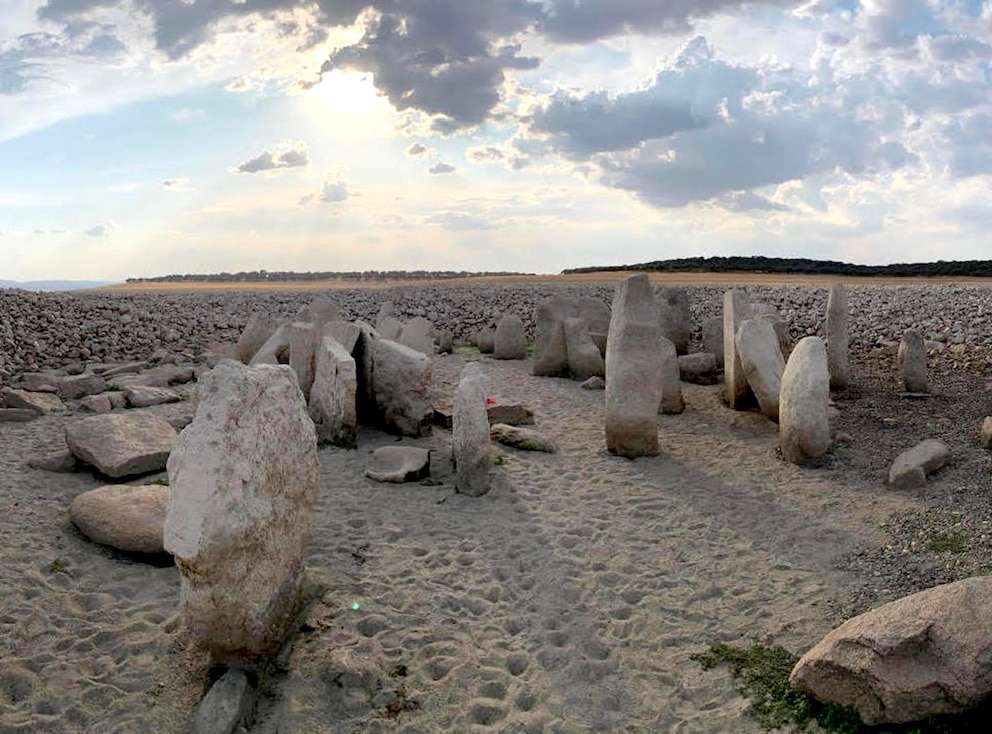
top-left (532, 295), bottom-right (574, 377)
top-left (372, 339), bottom-right (432, 437)
top-left (1, 387), bottom-right (66, 414)
top-left (398, 316), bottom-right (434, 357)
top-left (364, 446), bottom-right (430, 483)
top-left (28, 448), bottom-right (78, 473)
top-left (888, 439), bottom-right (950, 489)
top-left (235, 315), bottom-right (277, 364)
top-left (475, 327), bottom-right (495, 354)
top-left (322, 321), bottom-right (361, 354)
top-left (897, 328), bottom-right (927, 393)
top-left (581, 376), bottom-right (605, 390)
top-left (486, 404), bottom-right (534, 426)
top-left (288, 321), bottom-right (320, 400)
top-left (563, 317), bottom-right (605, 381)
top-left (248, 323), bottom-right (292, 366)
top-left (658, 336), bottom-right (684, 415)
top-left (736, 319), bottom-right (785, 422)
top-left (702, 317), bottom-right (724, 367)
top-left (308, 336), bottom-right (357, 448)
top-left (71, 484), bottom-right (169, 554)
top-left (124, 385), bottom-right (181, 408)
top-left (66, 412), bottom-right (177, 477)
top-left (491, 423), bottom-right (557, 453)
top-left (188, 669), bottom-right (253, 734)
top-left (494, 314), bottom-right (527, 360)
top-left (981, 417), bottom-right (992, 449)
top-left (59, 373), bottom-right (107, 400)
top-left (779, 336), bottom-right (831, 464)
top-left (658, 286), bottom-right (691, 354)
top-left (678, 352), bottom-right (718, 385)
top-left (453, 362), bottom-right (493, 496)
top-left (826, 284), bottom-right (850, 389)
top-left (723, 289), bottom-right (753, 409)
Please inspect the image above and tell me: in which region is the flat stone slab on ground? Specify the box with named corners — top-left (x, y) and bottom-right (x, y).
top-left (66, 412), bottom-right (178, 478)
top-left (125, 385), bottom-right (182, 408)
top-left (888, 439), bottom-right (950, 489)
top-left (28, 449), bottom-right (79, 473)
top-left (70, 484), bottom-right (170, 554)
top-left (2, 387), bottom-right (67, 414)
top-left (581, 376), bottom-right (605, 390)
top-left (364, 446), bottom-right (431, 483)
top-left (0, 408), bottom-right (39, 422)
top-left (491, 424), bottom-right (557, 453)
top-left (486, 404), bottom-right (534, 426)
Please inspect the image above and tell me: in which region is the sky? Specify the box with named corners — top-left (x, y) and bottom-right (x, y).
top-left (2, 1), bottom-right (992, 281)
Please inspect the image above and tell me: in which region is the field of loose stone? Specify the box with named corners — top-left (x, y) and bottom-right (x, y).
top-left (3, 277), bottom-right (992, 732)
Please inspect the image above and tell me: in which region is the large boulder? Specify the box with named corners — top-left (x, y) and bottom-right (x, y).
top-left (658, 336), bottom-right (684, 415)
top-left (494, 314), bottom-right (527, 360)
top-left (532, 295), bottom-right (574, 377)
top-left (398, 316), bottom-right (434, 358)
top-left (736, 319), bottom-right (785, 422)
top-left (658, 286), bottom-right (691, 354)
top-left (563, 317), bottom-right (605, 381)
top-left (605, 274), bottom-right (663, 458)
top-left (825, 284), bottom-right (850, 389)
top-left (779, 337), bottom-right (831, 464)
top-left (66, 412), bottom-right (178, 478)
top-left (288, 322), bottom-right (320, 401)
top-left (723, 289), bottom-right (754, 409)
top-left (453, 362), bottom-right (493, 496)
top-left (71, 484), bottom-right (169, 554)
top-left (475, 327), bottom-right (495, 354)
top-left (888, 439), bottom-right (950, 489)
top-left (897, 328), bottom-right (927, 393)
top-left (364, 446), bottom-right (430, 483)
top-left (235, 315), bottom-right (278, 364)
top-left (1, 387), bottom-right (66, 414)
top-left (59, 373), bottom-right (107, 400)
top-left (372, 340), bottom-right (432, 437)
top-left (163, 360), bottom-right (318, 667)
top-left (377, 316), bottom-right (405, 342)
top-left (790, 576), bottom-right (992, 725)
top-left (308, 336), bottom-right (358, 448)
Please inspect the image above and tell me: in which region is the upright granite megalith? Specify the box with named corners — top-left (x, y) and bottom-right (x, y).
top-left (658, 336), bottom-right (684, 415)
top-left (723, 289), bottom-right (754, 409)
top-left (308, 336), bottom-right (358, 448)
top-left (494, 314), bottom-right (527, 360)
top-left (658, 286), bottom-right (691, 354)
top-left (737, 318), bottom-right (785, 422)
top-left (605, 274), bottom-right (663, 458)
top-left (897, 328), bottom-right (927, 393)
top-left (532, 295), bottom-right (574, 376)
top-left (372, 339), bottom-right (433, 437)
top-left (163, 360), bottom-right (318, 667)
top-left (453, 362), bottom-right (493, 496)
top-left (779, 337), bottom-right (831, 464)
top-left (825, 285), bottom-right (850, 389)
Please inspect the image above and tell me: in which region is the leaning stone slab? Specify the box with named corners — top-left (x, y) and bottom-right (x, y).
top-left (188, 668), bottom-right (254, 734)
top-left (249, 323), bottom-right (292, 366)
top-left (574, 297), bottom-right (611, 338)
top-left (364, 446), bottom-right (430, 483)
top-left (66, 412), bottom-right (177, 478)
top-left (790, 575), bottom-right (992, 725)
top-left (125, 386), bottom-right (181, 409)
top-left (164, 360), bottom-right (318, 667)
top-left (736, 319), bottom-right (785, 422)
top-left (454, 362), bottom-right (493, 496)
top-left (678, 353), bottom-right (718, 385)
top-left (372, 339), bottom-right (433, 437)
top-left (494, 314), bottom-right (527, 360)
top-left (723, 289), bottom-right (753, 409)
top-left (491, 423), bottom-right (557, 453)
top-left (897, 328), bottom-right (927, 393)
top-left (888, 439), bottom-right (949, 489)
top-left (288, 321), bottom-right (320, 400)
top-left (235, 315), bottom-right (278, 364)
top-left (377, 315), bottom-right (405, 342)
top-left (71, 484), bottom-right (169, 554)
top-left (563, 317), bottom-right (604, 381)
top-left (605, 274), bottom-right (663, 458)
top-left (59, 373), bottom-right (107, 400)
top-left (308, 336), bottom-right (357, 448)
top-left (825, 284), bottom-right (850, 389)
top-left (702, 318), bottom-right (724, 367)
top-left (779, 336), bottom-right (831, 464)
top-left (2, 387), bottom-right (66, 414)
top-left (323, 320), bottom-right (361, 354)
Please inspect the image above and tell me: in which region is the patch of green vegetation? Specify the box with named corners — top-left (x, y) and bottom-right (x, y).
top-left (927, 529), bottom-right (968, 554)
top-left (48, 558), bottom-right (70, 575)
top-left (151, 476), bottom-right (170, 486)
top-left (494, 454), bottom-right (505, 466)
top-left (524, 337), bottom-right (536, 357)
top-left (105, 383), bottom-right (123, 392)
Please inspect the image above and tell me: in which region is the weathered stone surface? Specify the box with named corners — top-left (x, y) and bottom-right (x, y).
top-left (581, 376), bottom-right (605, 390)
top-left (723, 289), bottom-right (754, 409)
top-left (658, 336), bottom-right (685, 415)
top-left (533, 295), bottom-right (574, 377)
top-left (188, 668), bottom-right (253, 734)
top-left (453, 362), bottom-right (493, 496)
top-left (494, 314), bottom-right (527, 360)
top-left (658, 286), bottom-right (691, 354)
top-left (15, 372), bottom-right (60, 393)
top-left (897, 328), bottom-right (928, 393)
top-left (888, 439), bottom-right (950, 489)
top-left (99, 361), bottom-right (149, 378)
top-left (107, 391), bottom-right (127, 410)
top-left (304, 294), bottom-right (341, 327)
top-left (353, 321), bottom-right (378, 426)
top-left (563, 317), bottom-right (605, 381)
top-left (574, 297), bottom-right (611, 338)
top-left (399, 316), bottom-right (434, 357)
top-left (372, 340), bottom-right (433, 437)
top-left (308, 336), bottom-right (357, 448)
top-left (235, 315), bottom-right (277, 364)
top-left (125, 385), bottom-right (181, 408)
top-left (248, 323), bottom-right (292, 366)
top-left (435, 330), bottom-right (453, 354)
top-left (377, 315), bottom-right (405, 342)
top-left (164, 360), bottom-right (318, 666)
top-left (475, 327), bottom-right (495, 354)
top-left (755, 312), bottom-right (791, 360)
top-left (702, 317), bottom-right (724, 367)
top-left (322, 321), bottom-right (361, 354)
top-left (433, 408), bottom-right (453, 429)
top-left (790, 576), bottom-right (992, 725)
top-left (59, 373), bottom-right (107, 400)
top-left (28, 448), bottom-right (79, 473)
top-left (79, 394), bottom-right (113, 414)
top-left (66, 412), bottom-right (177, 478)
top-left (826, 284), bottom-right (850, 389)
top-left (605, 274), bottom-right (662, 458)
top-left (0, 408), bottom-right (37, 422)
top-left (375, 300), bottom-right (396, 330)
top-left (736, 319), bottom-right (785, 422)
top-left (71, 484), bottom-right (169, 554)
top-left (678, 353), bottom-right (718, 385)
top-left (288, 321), bottom-right (320, 400)
top-left (779, 336), bottom-right (831, 464)
top-left (1, 387), bottom-right (66, 414)
top-left (486, 404), bottom-right (534, 426)
top-left (364, 446), bottom-right (430, 483)
top-left (981, 417), bottom-right (992, 449)
top-left (491, 423), bottom-right (557, 453)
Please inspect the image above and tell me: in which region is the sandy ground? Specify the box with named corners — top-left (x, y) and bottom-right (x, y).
top-left (5, 342), bottom-right (971, 733)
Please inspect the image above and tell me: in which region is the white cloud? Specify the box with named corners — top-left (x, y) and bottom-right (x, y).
top-left (428, 162), bottom-right (457, 175)
top-left (235, 142), bottom-right (310, 174)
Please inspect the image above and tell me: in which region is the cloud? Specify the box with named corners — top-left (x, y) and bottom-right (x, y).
top-left (163, 177), bottom-right (194, 192)
top-left (428, 162), bottom-right (457, 175)
top-left (405, 142), bottom-right (433, 159)
top-left (84, 223), bottom-right (112, 237)
top-left (320, 180), bottom-right (349, 202)
top-left (235, 143), bottom-right (310, 174)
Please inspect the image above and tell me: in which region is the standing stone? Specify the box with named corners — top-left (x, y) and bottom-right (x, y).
top-left (164, 360), bottom-right (318, 667)
top-left (736, 319), bottom-right (785, 422)
top-left (723, 289), bottom-right (754, 408)
top-left (825, 285), bottom-right (850, 389)
top-left (288, 322), bottom-right (320, 401)
top-left (897, 328), bottom-right (927, 393)
top-left (981, 417), bottom-right (992, 449)
top-left (375, 301), bottom-right (396, 330)
top-left (372, 340), bottom-right (433, 437)
top-left (779, 337), bottom-right (831, 464)
top-left (398, 316), bottom-right (434, 358)
top-left (575, 297), bottom-right (611, 354)
top-left (703, 317), bottom-right (724, 368)
top-left (453, 362), bottom-right (493, 496)
top-left (308, 336), bottom-right (358, 448)
top-left (658, 287), bottom-right (691, 354)
top-left (658, 336), bottom-right (684, 415)
top-left (249, 323), bottom-right (292, 366)
top-left (323, 320), bottom-right (361, 354)
top-left (377, 316), bottom-right (405, 342)
top-left (678, 353), bottom-right (719, 385)
top-left (563, 317), bottom-right (605, 381)
top-left (353, 320), bottom-right (378, 426)
top-left (756, 312), bottom-right (791, 360)
top-left (533, 295), bottom-right (575, 377)
top-left (475, 327), bottom-right (496, 354)
top-left (305, 294), bottom-right (341, 327)
top-left (235, 315), bottom-right (278, 364)
top-left (494, 314), bottom-right (527, 360)
top-left (605, 274), bottom-right (663, 458)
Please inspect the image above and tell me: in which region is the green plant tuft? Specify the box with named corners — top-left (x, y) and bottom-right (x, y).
top-left (151, 476), bottom-right (170, 486)
top-left (927, 529), bottom-right (968, 554)
top-left (48, 558), bottom-right (70, 575)
top-left (494, 454), bottom-right (505, 466)
top-left (105, 383), bottom-right (123, 392)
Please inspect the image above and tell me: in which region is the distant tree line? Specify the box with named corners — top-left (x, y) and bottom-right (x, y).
top-left (561, 256), bottom-right (992, 278)
top-left (125, 269), bottom-right (530, 284)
